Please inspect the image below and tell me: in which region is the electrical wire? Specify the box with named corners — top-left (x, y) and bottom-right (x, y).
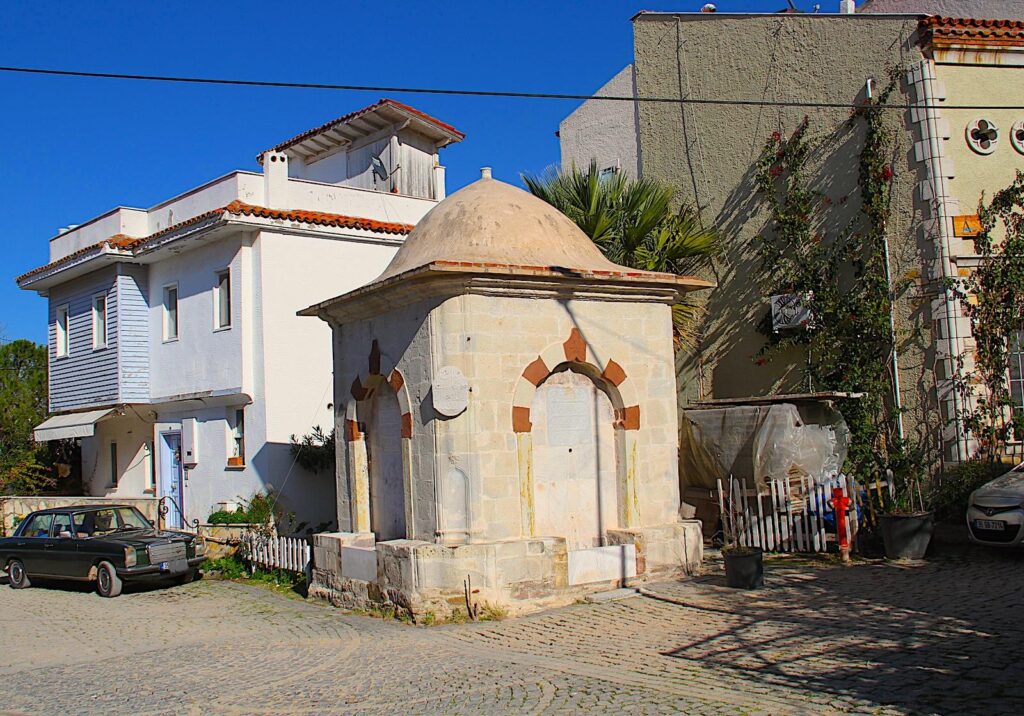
top-left (2, 65), bottom-right (1024, 111)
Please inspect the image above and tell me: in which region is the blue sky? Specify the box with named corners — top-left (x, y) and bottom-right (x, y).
top-left (0, 0), bottom-right (802, 344)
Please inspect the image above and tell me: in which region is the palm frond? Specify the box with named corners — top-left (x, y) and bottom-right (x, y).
top-left (523, 164), bottom-right (721, 347)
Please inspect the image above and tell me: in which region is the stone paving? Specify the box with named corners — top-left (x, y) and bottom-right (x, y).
top-left (0, 546), bottom-right (1019, 715)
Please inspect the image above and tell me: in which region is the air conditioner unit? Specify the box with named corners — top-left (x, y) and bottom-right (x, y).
top-left (770, 292), bottom-right (814, 333)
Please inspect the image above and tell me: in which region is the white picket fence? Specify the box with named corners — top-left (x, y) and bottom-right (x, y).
top-left (243, 533), bottom-right (311, 574)
top-left (717, 474), bottom-right (870, 553)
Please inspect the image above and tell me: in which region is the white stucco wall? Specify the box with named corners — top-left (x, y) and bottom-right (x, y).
top-left (253, 229), bottom-right (404, 530)
top-left (84, 414), bottom-right (154, 499)
top-left (559, 66), bottom-right (640, 178)
top-left (147, 234), bottom-right (248, 402)
top-left (258, 230), bottom-right (400, 445)
top-left (151, 405), bottom-right (258, 526)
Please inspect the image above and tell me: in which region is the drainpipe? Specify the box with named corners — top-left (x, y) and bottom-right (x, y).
top-left (920, 61), bottom-right (968, 462)
top-left (882, 232), bottom-right (906, 444)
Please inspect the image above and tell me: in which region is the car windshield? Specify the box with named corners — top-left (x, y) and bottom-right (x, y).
top-left (73, 507), bottom-right (151, 537)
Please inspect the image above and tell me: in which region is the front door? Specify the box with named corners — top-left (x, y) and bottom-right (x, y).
top-left (159, 432), bottom-right (184, 529)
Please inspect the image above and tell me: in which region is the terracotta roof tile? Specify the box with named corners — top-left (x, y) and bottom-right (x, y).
top-left (16, 202), bottom-right (413, 284)
top-left (224, 201), bottom-right (413, 235)
top-left (920, 16), bottom-right (1024, 47)
top-left (257, 98), bottom-right (464, 162)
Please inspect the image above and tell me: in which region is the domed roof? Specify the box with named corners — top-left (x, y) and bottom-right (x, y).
top-left (375, 173), bottom-right (624, 282)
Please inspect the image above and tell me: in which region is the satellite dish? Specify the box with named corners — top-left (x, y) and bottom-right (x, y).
top-left (371, 154), bottom-right (389, 181)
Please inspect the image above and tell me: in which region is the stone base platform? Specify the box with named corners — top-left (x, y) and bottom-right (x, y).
top-left (309, 521), bottom-right (702, 619)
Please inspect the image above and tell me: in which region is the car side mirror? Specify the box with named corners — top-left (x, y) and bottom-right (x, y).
top-left (59, 530), bottom-right (73, 539)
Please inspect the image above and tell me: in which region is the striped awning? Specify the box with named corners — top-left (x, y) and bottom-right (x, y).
top-left (33, 409), bottom-right (115, 442)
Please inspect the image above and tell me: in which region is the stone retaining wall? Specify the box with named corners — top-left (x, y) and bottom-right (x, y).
top-left (0, 496), bottom-right (160, 536)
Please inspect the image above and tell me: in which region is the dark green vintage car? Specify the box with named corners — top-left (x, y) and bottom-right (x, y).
top-left (1, 505), bottom-right (207, 597)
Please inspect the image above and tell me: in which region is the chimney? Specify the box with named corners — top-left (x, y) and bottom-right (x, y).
top-left (480, 167), bottom-right (493, 180)
top-left (839, 0), bottom-right (855, 13)
top-left (262, 151), bottom-right (289, 210)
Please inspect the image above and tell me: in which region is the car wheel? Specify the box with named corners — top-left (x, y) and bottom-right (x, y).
top-left (7, 559), bottom-right (30, 589)
top-left (96, 561), bottom-right (123, 598)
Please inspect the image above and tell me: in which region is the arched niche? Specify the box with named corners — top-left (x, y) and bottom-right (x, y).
top-left (510, 328), bottom-right (642, 543)
top-left (342, 340), bottom-right (415, 540)
top-left (531, 364), bottom-right (622, 549)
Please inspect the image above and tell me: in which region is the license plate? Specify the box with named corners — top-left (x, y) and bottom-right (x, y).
top-left (159, 561), bottom-right (169, 570)
top-left (974, 520), bottom-right (1005, 531)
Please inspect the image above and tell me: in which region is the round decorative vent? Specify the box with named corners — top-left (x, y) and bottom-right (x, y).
top-left (1011, 120), bottom-right (1024, 155)
top-left (966, 118), bottom-right (999, 155)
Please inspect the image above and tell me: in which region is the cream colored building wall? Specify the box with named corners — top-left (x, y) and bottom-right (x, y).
top-left (935, 63), bottom-right (1024, 257)
top-left (632, 14), bottom-right (945, 465)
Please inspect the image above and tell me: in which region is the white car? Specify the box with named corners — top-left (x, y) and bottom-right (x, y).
top-left (967, 463), bottom-right (1024, 546)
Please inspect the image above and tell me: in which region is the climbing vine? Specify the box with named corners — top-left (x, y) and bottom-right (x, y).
top-left (950, 170), bottom-right (1024, 461)
top-left (753, 67), bottom-right (914, 486)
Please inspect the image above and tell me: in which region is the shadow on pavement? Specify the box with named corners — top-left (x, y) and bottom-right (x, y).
top-left (657, 542), bottom-right (1023, 714)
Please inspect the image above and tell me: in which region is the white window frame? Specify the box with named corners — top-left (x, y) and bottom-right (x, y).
top-left (213, 269), bottom-right (232, 331)
top-left (226, 408), bottom-right (245, 467)
top-left (92, 292), bottom-right (108, 350)
top-left (163, 283), bottom-right (179, 342)
top-left (55, 304), bottom-right (70, 358)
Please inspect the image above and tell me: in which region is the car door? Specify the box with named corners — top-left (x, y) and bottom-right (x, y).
top-left (15, 513), bottom-right (54, 575)
top-left (46, 513), bottom-right (82, 579)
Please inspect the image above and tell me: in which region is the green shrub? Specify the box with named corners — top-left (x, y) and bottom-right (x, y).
top-left (201, 555), bottom-right (248, 579)
top-left (206, 490), bottom-right (279, 528)
top-left (207, 510), bottom-right (251, 525)
top-left (930, 459), bottom-right (1008, 522)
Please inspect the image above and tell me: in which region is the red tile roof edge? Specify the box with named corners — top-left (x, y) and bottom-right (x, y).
top-left (256, 98), bottom-right (465, 162)
top-left (920, 16), bottom-right (1024, 47)
top-left (16, 202), bottom-right (414, 284)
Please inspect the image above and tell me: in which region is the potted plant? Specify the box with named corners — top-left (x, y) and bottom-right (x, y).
top-left (720, 479), bottom-right (764, 589)
top-left (875, 453), bottom-right (934, 560)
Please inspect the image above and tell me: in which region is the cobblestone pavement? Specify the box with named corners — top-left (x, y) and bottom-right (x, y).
top-left (0, 546), bottom-right (1019, 715)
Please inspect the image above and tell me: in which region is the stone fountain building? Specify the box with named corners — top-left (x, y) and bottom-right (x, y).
top-left (302, 170), bottom-right (712, 617)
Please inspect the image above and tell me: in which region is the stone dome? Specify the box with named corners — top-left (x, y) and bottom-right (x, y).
top-left (375, 173), bottom-right (625, 282)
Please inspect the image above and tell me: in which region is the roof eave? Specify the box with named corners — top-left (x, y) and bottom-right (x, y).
top-left (300, 262), bottom-right (715, 321)
top-left (16, 248), bottom-right (134, 291)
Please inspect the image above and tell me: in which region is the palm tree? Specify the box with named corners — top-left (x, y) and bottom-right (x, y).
top-left (523, 161), bottom-right (718, 346)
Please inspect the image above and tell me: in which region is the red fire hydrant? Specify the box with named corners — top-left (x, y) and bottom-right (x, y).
top-left (832, 487), bottom-right (852, 563)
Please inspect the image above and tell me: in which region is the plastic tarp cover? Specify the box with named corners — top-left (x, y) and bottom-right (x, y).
top-left (680, 402), bottom-right (849, 491)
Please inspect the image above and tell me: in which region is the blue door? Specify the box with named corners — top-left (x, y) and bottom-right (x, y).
top-left (160, 432), bottom-right (184, 529)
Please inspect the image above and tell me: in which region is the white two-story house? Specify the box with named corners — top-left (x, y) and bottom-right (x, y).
top-left (16, 99), bottom-right (464, 531)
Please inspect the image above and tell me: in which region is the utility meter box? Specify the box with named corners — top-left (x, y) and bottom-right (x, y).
top-left (181, 417), bottom-right (199, 467)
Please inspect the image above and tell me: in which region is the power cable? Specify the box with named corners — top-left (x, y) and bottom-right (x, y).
top-left (2, 65), bottom-right (1024, 111)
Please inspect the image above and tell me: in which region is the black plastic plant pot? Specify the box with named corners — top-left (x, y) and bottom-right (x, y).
top-left (879, 512), bottom-right (934, 560)
top-left (723, 547), bottom-right (764, 589)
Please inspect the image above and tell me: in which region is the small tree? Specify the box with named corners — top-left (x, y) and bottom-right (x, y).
top-left (523, 161), bottom-right (719, 345)
top-left (0, 339), bottom-right (57, 494)
top-left (289, 426), bottom-right (335, 473)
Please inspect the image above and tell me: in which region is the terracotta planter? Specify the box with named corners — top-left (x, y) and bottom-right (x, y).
top-left (227, 456), bottom-right (244, 467)
top-left (723, 547), bottom-right (764, 589)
